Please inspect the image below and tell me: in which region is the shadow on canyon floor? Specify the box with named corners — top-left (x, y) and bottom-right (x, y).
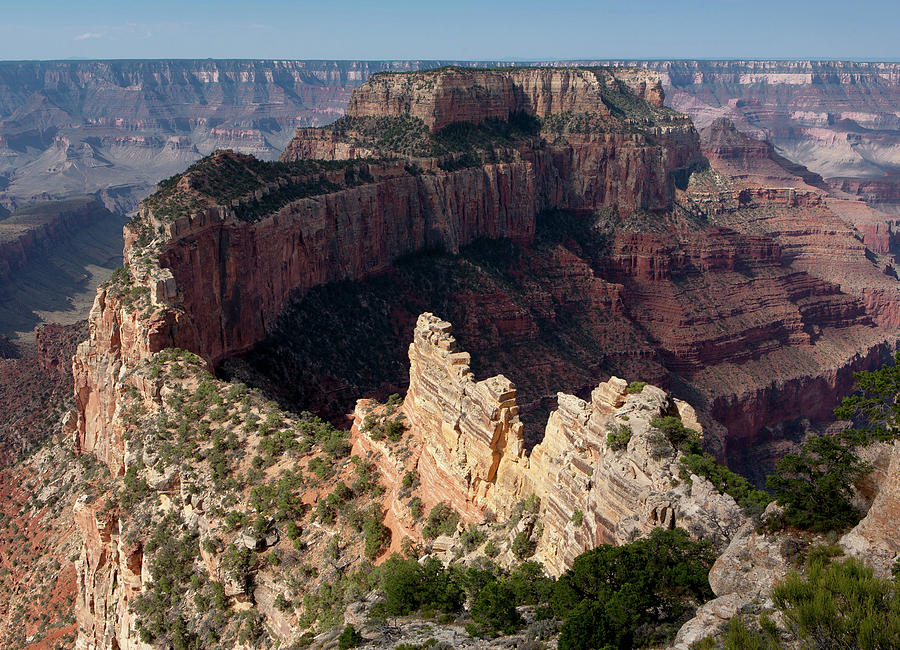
top-left (0, 212), bottom-right (125, 341)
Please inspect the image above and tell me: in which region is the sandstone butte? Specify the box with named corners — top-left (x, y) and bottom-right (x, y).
top-left (65, 67), bottom-right (900, 648)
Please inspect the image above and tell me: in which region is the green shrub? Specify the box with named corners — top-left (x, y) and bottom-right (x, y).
top-left (506, 561), bottom-right (553, 605)
top-left (307, 456), bottom-right (332, 481)
top-left (606, 424), bottom-right (632, 451)
top-left (363, 510), bottom-right (391, 559)
top-left (571, 510), bottom-right (584, 526)
top-left (650, 416), bottom-right (700, 453)
top-left (337, 624), bottom-right (363, 649)
top-left (469, 581), bottom-right (522, 636)
top-left (626, 381), bottom-right (647, 394)
top-left (552, 528), bottom-right (715, 650)
top-left (680, 452), bottom-right (771, 516)
top-left (511, 531), bottom-right (535, 561)
top-left (385, 419), bottom-right (406, 442)
top-left (460, 524), bottom-right (486, 552)
top-left (120, 466), bottom-right (151, 512)
top-left (422, 502), bottom-right (459, 539)
top-left (766, 435), bottom-right (868, 532)
top-left (721, 617), bottom-right (777, 650)
top-left (773, 557), bottom-right (900, 649)
top-left (378, 555), bottom-right (464, 617)
top-left (834, 350), bottom-right (900, 445)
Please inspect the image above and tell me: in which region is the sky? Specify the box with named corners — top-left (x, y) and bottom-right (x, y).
top-left (0, 0), bottom-right (896, 62)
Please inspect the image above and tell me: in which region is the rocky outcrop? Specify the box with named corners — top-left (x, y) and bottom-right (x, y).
top-left (157, 158), bottom-right (539, 364)
top-left (673, 505), bottom-right (797, 649)
top-left (402, 313), bottom-right (529, 521)
top-left (283, 70), bottom-right (703, 215)
top-left (841, 441), bottom-right (900, 576)
top-left (345, 67), bottom-right (664, 132)
top-left (74, 498), bottom-right (147, 650)
top-left (356, 314), bottom-right (746, 576)
top-left (529, 381), bottom-right (744, 575)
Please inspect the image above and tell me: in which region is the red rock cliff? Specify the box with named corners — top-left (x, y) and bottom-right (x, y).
top-left (74, 67), bottom-right (703, 474)
top-left (344, 67), bottom-right (664, 132)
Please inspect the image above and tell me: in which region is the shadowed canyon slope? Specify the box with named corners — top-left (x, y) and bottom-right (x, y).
top-left (0, 197), bottom-right (124, 339)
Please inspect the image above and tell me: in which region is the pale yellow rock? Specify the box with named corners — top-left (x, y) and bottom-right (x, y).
top-left (391, 313), bottom-right (746, 577)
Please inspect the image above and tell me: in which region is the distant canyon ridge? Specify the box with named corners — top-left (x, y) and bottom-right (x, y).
top-left (1, 59), bottom-right (898, 214)
top-left (0, 59), bottom-right (898, 340)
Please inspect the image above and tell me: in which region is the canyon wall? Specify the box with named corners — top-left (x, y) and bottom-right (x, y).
top-left (0, 197), bottom-right (113, 282)
top-left (74, 67), bottom-right (704, 474)
top-left (156, 158), bottom-right (540, 365)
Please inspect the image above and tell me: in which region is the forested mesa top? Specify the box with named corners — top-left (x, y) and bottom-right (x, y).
top-left (139, 67), bottom-right (693, 226)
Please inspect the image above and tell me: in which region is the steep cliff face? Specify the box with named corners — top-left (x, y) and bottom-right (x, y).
top-left (73, 67), bottom-right (705, 474)
top-left (351, 314), bottom-right (746, 577)
top-left (0, 196), bottom-right (125, 339)
top-left (345, 67), bottom-right (664, 131)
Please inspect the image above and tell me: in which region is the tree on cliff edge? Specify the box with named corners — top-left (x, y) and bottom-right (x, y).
top-left (767, 351), bottom-right (900, 533)
top-left (834, 351), bottom-right (900, 445)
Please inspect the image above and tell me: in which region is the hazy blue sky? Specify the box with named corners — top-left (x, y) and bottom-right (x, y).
top-left (0, 0), bottom-right (896, 61)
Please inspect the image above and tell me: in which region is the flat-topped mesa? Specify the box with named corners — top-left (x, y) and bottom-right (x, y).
top-left (74, 67), bottom-right (706, 475)
top-left (345, 67), bottom-right (665, 132)
top-left (362, 313), bottom-right (746, 576)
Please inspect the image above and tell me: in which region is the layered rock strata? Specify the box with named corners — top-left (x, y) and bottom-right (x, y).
top-left (355, 314), bottom-right (746, 576)
top-left (73, 67), bottom-right (703, 475)
top-left (345, 67), bottom-right (665, 131)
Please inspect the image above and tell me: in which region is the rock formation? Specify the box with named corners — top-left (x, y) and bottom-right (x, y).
top-left (357, 313), bottom-right (746, 576)
top-left (62, 65), bottom-right (900, 647)
top-left (841, 441), bottom-right (900, 576)
top-left (73, 66), bottom-right (705, 475)
top-left (402, 313), bottom-right (528, 522)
